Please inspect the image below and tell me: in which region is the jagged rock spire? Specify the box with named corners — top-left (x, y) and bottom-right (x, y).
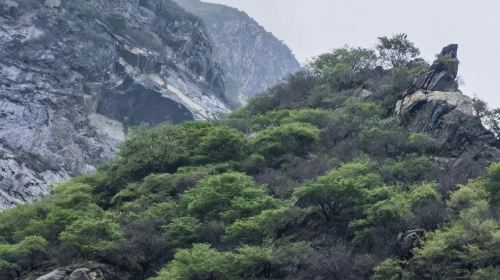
top-left (406, 44), bottom-right (460, 95)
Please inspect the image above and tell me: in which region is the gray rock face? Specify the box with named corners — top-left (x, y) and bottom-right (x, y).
top-left (0, 0), bottom-right (230, 209)
top-left (397, 45), bottom-right (500, 191)
top-left (36, 269), bottom-right (67, 280)
top-left (31, 264), bottom-right (128, 280)
top-left (405, 44), bottom-right (460, 95)
top-left (174, 0), bottom-right (300, 107)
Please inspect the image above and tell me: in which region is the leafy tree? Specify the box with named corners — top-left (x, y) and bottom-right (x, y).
top-left (115, 124), bottom-right (188, 180)
top-left (180, 173), bottom-right (275, 223)
top-left (372, 257), bottom-right (406, 280)
top-left (407, 133), bottom-right (439, 154)
top-left (360, 118), bottom-right (409, 157)
top-left (251, 123), bottom-right (320, 166)
top-left (225, 206), bottom-right (299, 243)
top-left (162, 217), bottom-right (201, 248)
top-left (380, 155), bottom-right (437, 184)
top-left (59, 217), bottom-right (124, 257)
top-left (196, 126), bottom-right (246, 163)
top-left (377, 33), bottom-right (420, 67)
top-left (311, 47), bottom-right (378, 89)
top-left (485, 162), bottom-right (500, 204)
top-left (152, 243), bottom-right (230, 280)
top-left (0, 235), bottom-right (48, 272)
top-left (409, 201), bottom-right (499, 279)
top-left (350, 183), bottom-right (442, 250)
top-left (295, 160), bottom-right (381, 223)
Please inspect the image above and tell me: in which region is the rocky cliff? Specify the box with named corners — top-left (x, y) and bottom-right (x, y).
top-left (174, 0), bottom-right (300, 107)
top-left (0, 0), bottom-right (231, 209)
top-left (397, 44), bottom-right (500, 191)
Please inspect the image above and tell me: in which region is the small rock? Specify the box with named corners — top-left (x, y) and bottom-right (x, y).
top-left (36, 269), bottom-right (67, 280)
top-left (357, 89), bottom-right (374, 101)
top-left (68, 268), bottom-right (91, 280)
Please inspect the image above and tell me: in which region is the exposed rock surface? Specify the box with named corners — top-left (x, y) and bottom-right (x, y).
top-left (405, 44), bottom-right (460, 95)
top-left (174, 0), bottom-right (300, 107)
top-left (27, 263), bottom-right (130, 280)
top-left (397, 44), bottom-right (500, 190)
top-left (397, 228), bottom-right (425, 260)
top-left (0, 0), bottom-right (231, 209)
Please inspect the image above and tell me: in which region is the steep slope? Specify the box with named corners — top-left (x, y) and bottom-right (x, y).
top-left (397, 44), bottom-right (500, 190)
top-left (0, 0), bottom-right (230, 209)
top-left (174, 0), bottom-right (301, 107)
top-left (0, 39), bottom-right (499, 280)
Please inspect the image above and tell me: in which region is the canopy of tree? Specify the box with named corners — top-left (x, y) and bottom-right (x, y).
top-left (0, 34), bottom-right (498, 280)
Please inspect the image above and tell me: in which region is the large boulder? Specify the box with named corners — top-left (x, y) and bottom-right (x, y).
top-left (405, 44), bottom-right (460, 95)
top-left (397, 45), bottom-right (500, 191)
top-left (30, 263), bottom-right (129, 280)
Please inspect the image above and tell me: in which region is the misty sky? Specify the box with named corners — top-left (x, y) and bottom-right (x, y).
top-left (205, 0), bottom-right (500, 107)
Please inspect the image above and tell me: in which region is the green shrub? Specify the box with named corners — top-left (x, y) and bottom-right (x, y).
top-left (251, 123), bottom-right (320, 166)
top-left (163, 217), bottom-right (201, 248)
top-left (59, 217), bottom-right (124, 256)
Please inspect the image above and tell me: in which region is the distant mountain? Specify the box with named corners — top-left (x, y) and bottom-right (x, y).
top-left (0, 0), bottom-right (231, 209)
top-left (0, 0), bottom-right (302, 210)
top-left (175, 0), bottom-right (300, 107)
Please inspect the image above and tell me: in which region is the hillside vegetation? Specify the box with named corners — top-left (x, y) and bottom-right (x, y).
top-left (0, 35), bottom-right (498, 280)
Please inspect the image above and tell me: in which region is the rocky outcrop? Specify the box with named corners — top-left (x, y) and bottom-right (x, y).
top-left (397, 228), bottom-right (425, 260)
top-left (174, 0), bottom-right (300, 107)
top-left (405, 44), bottom-right (460, 95)
top-left (0, 0), bottom-right (230, 209)
top-left (397, 44), bottom-right (500, 191)
top-left (26, 263), bottom-right (130, 280)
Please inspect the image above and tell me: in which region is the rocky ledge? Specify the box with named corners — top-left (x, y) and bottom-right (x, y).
top-left (0, 0), bottom-right (229, 209)
top-left (397, 44), bottom-right (500, 191)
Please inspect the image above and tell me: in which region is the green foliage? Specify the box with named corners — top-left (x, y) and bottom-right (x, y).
top-left (350, 183), bottom-right (442, 248)
top-left (360, 118), bottom-right (408, 156)
top-left (372, 258), bottom-right (406, 280)
top-left (152, 243), bottom-right (229, 280)
top-left (225, 206), bottom-right (299, 243)
top-left (311, 47), bottom-right (377, 90)
top-left (407, 133), bottom-right (439, 154)
top-left (0, 235), bottom-right (48, 270)
top-left (180, 173), bottom-right (274, 223)
top-left (381, 155), bottom-right (436, 184)
top-left (162, 217), bottom-right (201, 248)
top-left (409, 201), bottom-right (499, 279)
top-left (0, 34), bottom-right (498, 280)
top-left (114, 124), bottom-right (188, 181)
top-left (59, 217), bottom-right (124, 256)
top-left (196, 126), bottom-right (246, 163)
top-left (251, 122), bottom-right (320, 166)
top-left (485, 163), bottom-right (500, 204)
top-left (377, 33), bottom-right (421, 67)
top-left (295, 159), bottom-right (381, 222)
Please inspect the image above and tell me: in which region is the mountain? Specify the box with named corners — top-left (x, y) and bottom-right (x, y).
top-left (1, 36), bottom-right (498, 279)
top-left (174, 0), bottom-right (300, 107)
top-left (0, 0), bottom-right (298, 210)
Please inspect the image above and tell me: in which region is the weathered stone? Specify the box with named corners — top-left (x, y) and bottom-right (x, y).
top-left (0, 0), bottom-right (230, 209)
top-left (67, 269), bottom-right (91, 280)
top-left (405, 44), bottom-right (460, 95)
top-left (398, 228), bottom-right (425, 260)
top-left (397, 45), bottom-right (500, 191)
top-left (174, 0), bottom-right (300, 107)
top-left (36, 269), bottom-right (68, 280)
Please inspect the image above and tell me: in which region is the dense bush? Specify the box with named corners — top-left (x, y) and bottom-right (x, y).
top-left (0, 36), bottom-right (497, 280)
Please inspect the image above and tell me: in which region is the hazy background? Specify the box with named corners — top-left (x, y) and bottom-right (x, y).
top-left (205, 0), bottom-right (500, 107)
